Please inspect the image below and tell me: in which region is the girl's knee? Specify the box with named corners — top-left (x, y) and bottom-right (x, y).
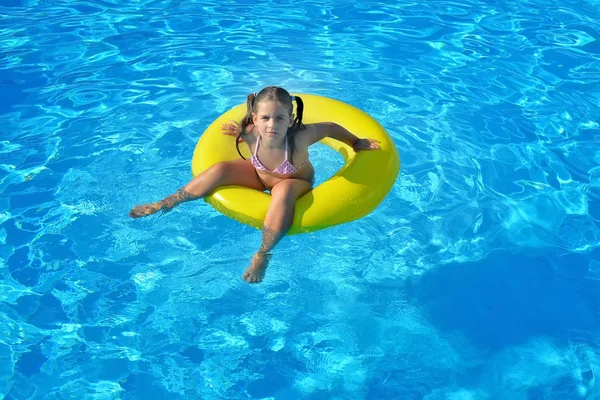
top-left (271, 179), bottom-right (311, 201)
top-left (271, 181), bottom-right (291, 198)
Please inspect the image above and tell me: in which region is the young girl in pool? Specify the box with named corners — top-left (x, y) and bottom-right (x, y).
top-left (129, 86), bottom-right (380, 284)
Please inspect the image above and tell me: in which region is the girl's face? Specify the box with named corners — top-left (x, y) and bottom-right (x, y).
top-left (252, 100), bottom-right (293, 139)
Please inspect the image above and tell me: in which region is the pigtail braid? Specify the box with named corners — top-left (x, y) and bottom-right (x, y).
top-left (236, 93), bottom-right (257, 160)
top-left (235, 131), bottom-right (246, 160)
top-left (287, 95), bottom-right (305, 165)
top-left (292, 96), bottom-right (304, 129)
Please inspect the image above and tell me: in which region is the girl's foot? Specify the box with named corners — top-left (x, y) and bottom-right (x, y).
top-left (242, 253), bottom-right (272, 284)
top-left (129, 202), bottom-right (164, 218)
top-left (129, 188), bottom-right (197, 218)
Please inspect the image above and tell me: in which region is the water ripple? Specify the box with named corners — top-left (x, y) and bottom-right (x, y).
top-left (536, 29), bottom-right (596, 47)
top-left (2, 0), bottom-right (600, 398)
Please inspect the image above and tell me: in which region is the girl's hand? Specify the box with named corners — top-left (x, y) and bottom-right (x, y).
top-left (221, 120), bottom-right (241, 137)
top-left (352, 138), bottom-right (380, 152)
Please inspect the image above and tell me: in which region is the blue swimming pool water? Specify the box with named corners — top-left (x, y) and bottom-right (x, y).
top-left (2, 0), bottom-right (600, 398)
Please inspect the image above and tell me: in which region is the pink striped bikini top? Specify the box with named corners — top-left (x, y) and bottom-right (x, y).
top-left (251, 135), bottom-right (300, 175)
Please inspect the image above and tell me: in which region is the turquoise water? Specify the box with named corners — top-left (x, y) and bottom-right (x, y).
top-left (2, 0), bottom-right (600, 398)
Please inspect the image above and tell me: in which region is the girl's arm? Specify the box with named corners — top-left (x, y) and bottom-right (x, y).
top-left (300, 122), bottom-right (356, 146)
top-left (325, 123), bottom-right (360, 146)
top-left (300, 123), bottom-right (380, 151)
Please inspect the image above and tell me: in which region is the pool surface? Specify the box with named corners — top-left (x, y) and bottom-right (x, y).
top-left (2, 0), bottom-right (600, 398)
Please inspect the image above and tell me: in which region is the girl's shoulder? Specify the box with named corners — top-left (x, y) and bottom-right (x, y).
top-left (292, 124), bottom-right (313, 147)
top-left (243, 124), bottom-right (257, 138)
top-left (294, 123), bottom-right (332, 146)
top-left (240, 124), bottom-right (258, 147)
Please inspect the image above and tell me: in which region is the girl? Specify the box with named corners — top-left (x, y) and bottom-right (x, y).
top-left (129, 86), bottom-right (380, 283)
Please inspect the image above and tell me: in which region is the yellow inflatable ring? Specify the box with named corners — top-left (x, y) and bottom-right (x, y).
top-left (191, 94), bottom-right (400, 234)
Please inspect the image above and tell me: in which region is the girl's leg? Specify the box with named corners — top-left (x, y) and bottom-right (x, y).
top-left (242, 179), bottom-right (312, 283)
top-left (129, 159), bottom-right (265, 218)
